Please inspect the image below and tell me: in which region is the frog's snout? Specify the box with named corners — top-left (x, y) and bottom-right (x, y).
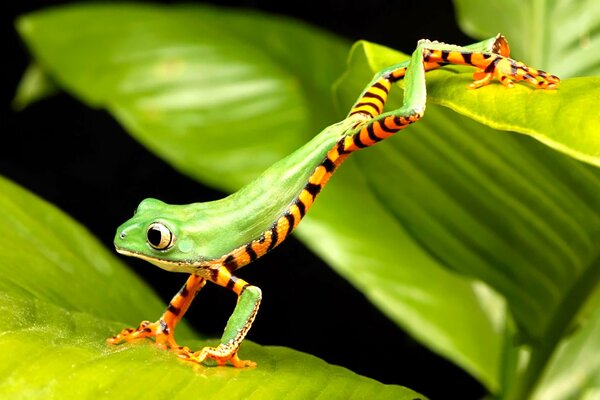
top-left (114, 225), bottom-right (131, 252)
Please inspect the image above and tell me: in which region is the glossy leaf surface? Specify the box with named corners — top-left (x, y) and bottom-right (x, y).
top-left (16, 3), bottom-right (350, 190)
top-left (0, 176), bottom-right (424, 399)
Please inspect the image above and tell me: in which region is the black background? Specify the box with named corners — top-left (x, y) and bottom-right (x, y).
top-left (2, 1), bottom-right (484, 398)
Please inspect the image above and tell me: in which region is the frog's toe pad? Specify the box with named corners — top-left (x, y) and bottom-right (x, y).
top-left (108, 320), bottom-right (178, 349)
top-left (107, 320), bottom-right (154, 344)
top-left (469, 58), bottom-right (559, 89)
top-left (182, 345), bottom-right (256, 368)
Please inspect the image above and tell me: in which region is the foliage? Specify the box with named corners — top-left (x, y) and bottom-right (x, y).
top-left (6, 1), bottom-right (600, 399)
top-left (0, 178), bottom-right (414, 399)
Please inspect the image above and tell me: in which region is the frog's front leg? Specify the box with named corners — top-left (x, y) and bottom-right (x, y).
top-left (181, 265), bottom-right (261, 368)
top-left (108, 274), bottom-right (206, 350)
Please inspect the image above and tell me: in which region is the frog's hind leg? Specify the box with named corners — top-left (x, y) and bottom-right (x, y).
top-left (347, 34), bottom-right (514, 121)
top-left (108, 274), bottom-right (206, 351)
top-left (342, 39), bottom-right (431, 152)
top-left (342, 35), bottom-right (559, 153)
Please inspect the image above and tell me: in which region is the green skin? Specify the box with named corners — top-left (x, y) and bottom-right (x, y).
top-left (114, 115), bottom-right (362, 270)
top-left (113, 36), bottom-right (531, 364)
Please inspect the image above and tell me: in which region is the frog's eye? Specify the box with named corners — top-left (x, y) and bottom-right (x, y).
top-left (146, 222), bottom-right (174, 250)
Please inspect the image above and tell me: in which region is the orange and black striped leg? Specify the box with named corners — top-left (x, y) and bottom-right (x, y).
top-left (345, 66), bottom-right (415, 148)
top-left (345, 48), bottom-right (430, 151)
top-left (420, 40), bottom-right (559, 89)
top-left (347, 35), bottom-right (515, 121)
top-left (349, 75), bottom-right (392, 119)
top-left (343, 110), bottom-right (422, 152)
top-left (183, 266), bottom-right (261, 367)
top-left (342, 36), bottom-right (560, 152)
top-left (108, 274), bottom-right (206, 352)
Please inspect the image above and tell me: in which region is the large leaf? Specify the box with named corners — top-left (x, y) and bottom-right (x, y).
top-left (335, 40), bottom-right (600, 399)
top-left (453, 0), bottom-right (600, 77)
top-left (296, 163), bottom-right (506, 391)
top-left (16, 3), bottom-right (350, 191)
top-left (0, 172), bottom-right (167, 328)
top-left (453, 2), bottom-right (600, 398)
top-left (0, 175), bottom-right (425, 399)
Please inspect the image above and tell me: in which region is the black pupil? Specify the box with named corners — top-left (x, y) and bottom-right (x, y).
top-left (148, 227), bottom-right (163, 247)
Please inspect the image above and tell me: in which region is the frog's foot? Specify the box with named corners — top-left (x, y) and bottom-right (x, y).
top-left (178, 343), bottom-right (256, 368)
top-left (470, 58), bottom-right (560, 89)
top-left (107, 320), bottom-right (178, 349)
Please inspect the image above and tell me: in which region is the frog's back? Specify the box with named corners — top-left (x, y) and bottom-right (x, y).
top-left (173, 115), bottom-right (362, 265)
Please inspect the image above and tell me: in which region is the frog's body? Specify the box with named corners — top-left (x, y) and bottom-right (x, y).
top-left (116, 115), bottom-right (362, 269)
top-left (109, 35), bottom-right (559, 367)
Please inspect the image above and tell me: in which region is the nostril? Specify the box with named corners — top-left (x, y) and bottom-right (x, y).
top-left (120, 232), bottom-right (126, 240)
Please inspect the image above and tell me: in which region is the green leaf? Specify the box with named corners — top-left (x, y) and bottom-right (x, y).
top-left (453, 0), bottom-right (600, 77)
top-left (296, 164), bottom-right (506, 392)
top-left (428, 73), bottom-right (600, 168)
top-left (0, 175), bottom-right (425, 399)
top-left (531, 283), bottom-right (600, 400)
top-left (11, 63), bottom-right (58, 110)
top-left (336, 40), bottom-right (600, 399)
top-left (16, 3), bottom-right (350, 191)
top-left (0, 174), bottom-right (167, 327)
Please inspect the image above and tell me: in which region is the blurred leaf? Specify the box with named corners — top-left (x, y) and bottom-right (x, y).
top-left (16, 3), bottom-right (350, 190)
top-left (0, 174), bottom-right (167, 328)
top-left (11, 63), bottom-right (58, 110)
top-left (0, 175), bottom-right (425, 399)
top-left (453, 0), bottom-right (600, 77)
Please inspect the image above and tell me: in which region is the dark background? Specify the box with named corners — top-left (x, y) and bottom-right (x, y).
top-left (2, 1), bottom-right (482, 398)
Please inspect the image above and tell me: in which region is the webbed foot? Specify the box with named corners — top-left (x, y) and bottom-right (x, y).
top-left (179, 343), bottom-right (256, 368)
top-left (108, 319), bottom-right (178, 349)
top-left (469, 58), bottom-right (560, 89)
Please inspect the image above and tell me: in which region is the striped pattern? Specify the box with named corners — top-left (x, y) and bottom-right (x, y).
top-left (343, 114), bottom-right (419, 152)
top-left (389, 67), bottom-right (408, 82)
top-left (422, 48), bottom-right (559, 89)
top-left (211, 266), bottom-right (251, 294)
top-left (213, 139), bottom-right (352, 275)
top-left (161, 274), bottom-right (206, 328)
top-left (349, 78), bottom-right (392, 118)
top-left (209, 63), bottom-right (428, 275)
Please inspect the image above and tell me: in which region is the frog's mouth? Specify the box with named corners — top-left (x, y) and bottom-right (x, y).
top-left (114, 246), bottom-right (197, 273)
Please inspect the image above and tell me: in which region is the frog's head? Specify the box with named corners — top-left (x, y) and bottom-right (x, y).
top-left (114, 198), bottom-right (202, 272)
